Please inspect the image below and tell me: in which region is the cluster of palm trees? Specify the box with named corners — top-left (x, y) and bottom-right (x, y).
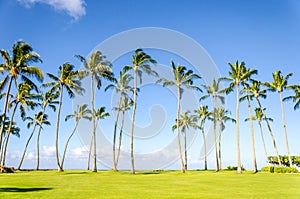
top-left (0, 40), bottom-right (298, 174)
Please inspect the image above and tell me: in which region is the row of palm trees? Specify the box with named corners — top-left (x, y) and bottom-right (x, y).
top-left (0, 40), bottom-right (298, 174)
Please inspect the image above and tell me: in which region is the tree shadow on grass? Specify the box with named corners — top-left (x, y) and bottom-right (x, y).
top-left (0, 187), bottom-right (53, 192)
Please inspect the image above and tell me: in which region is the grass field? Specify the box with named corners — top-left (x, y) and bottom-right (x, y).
top-left (0, 170), bottom-right (299, 199)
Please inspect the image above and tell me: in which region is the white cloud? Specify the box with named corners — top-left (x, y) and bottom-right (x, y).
top-left (17, 0), bottom-right (87, 20)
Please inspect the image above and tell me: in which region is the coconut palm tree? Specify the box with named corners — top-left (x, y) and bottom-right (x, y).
top-left (17, 111), bottom-right (50, 170)
top-left (87, 107), bottom-right (110, 170)
top-left (215, 107), bottom-right (235, 170)
top-left (247, 79), bottom-right (282, 166)
top-left (172, 111), bottom-right (198, 170)
top-left (194, 105), bottom-right (212, 170)
top-left (123, 49), bottom-right (157, 174)
top-left (61, 104), bottom-right (91, 168)
top-left (222, 60), bottom-right (257, 174)
top-left (0, 40), bottom-right (43, 153)
top-left (264, 71), bottom-right (293, 167)
top-left (157, 61), bottom-right (201, 173)
top-left (76, 51), bottom-right (115, 172)
top-left (44, 63), bottom-right (85, 171)
top-left (200, 79), bottom-right (224, 171)
top-left (0, 82), bottom-right (39, 166)
top-left (246, 107), bottom-right (273, 164)
top-left (105, 68), bottom-right (133, 171)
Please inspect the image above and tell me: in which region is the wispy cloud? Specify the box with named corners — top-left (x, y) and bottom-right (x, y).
top-left (17, 0), bottom-right (87, 20)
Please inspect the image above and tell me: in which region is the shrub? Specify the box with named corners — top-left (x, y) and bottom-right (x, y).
top-left (261, 166), bottom-right (298, 173)
top-left (225, 166), bottom-right (245, 171)
top-left (261, 166), bottom-right (274, 173)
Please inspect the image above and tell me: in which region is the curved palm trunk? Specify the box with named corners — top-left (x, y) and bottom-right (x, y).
top-left (17, 124), bottom-right (37, 170)
top-left (279, 92), bottom-right (293, 167)
top-left (258, 120), bottom-right (268, 164)
top-left (116, 109), bottom-right (126, 167)
top-left (130, 70), bottom-right (137, 174)
top-left (201, 123), bottom-right (207, 170)
top-left (0, 76), bottom-right (14, 153)
top-left (61, 120), bottom-right (80, 168)
top-left (184, 126), bottom-right (187, 171)
top-left (256, 98), bottom-right (282, 166)
top-left (246, 92), bottom-right (257, 172)
top-left (1, 102), bottom-right (18, 166)
top-left (235, 84), bottom-right (242, 174)
top-left (55, 87), bottom-right (63, 172)
top-left (177, 87), bottom-right (185, 173)
top-left (113, 95), bottom-right (122, 171)
top-left (87, 134), bottom-right (93, 170)
top-left (218, 125), bottom-right (222, 170)
top-left (213, 94), bottom-right (219, 171)
top-left (36, 126), bottom-right (41, 170)
top-left (91, 75), bottom-right (97, 172)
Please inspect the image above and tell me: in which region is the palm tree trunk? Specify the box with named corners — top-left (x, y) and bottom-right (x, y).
top-left (256, 98), bottom-right (282, 166)
top-left (246, 92), bottom-right (257, 172)
top-left (258, 120), bottom-right (268, 164)
top-left (0, 76), bottom-right (13, 153)
top-left (218, 126), bottom-right (222, 170)
top-left (236, 84), bottom-right (242, 174)
top-left (61, 120), bottom-right (80, 168)
top-left (36, 107), bottom-right (46, 170)
top-left (17, 124), bottom-right (37, 170)
top-left (184, 126), bottom-right (187, 171)
top-left (1, 102), bottom-right (18, 166)
top-left (116, 110), bottom-right (125, 167)
top-left (113, 95), bottom-right (122, 171)
top-left (177, 86), bottom-right (185, 173)
top-left (130, 70), bottom-right (137, 174)
top-left (55, 87), bottom-right (63, 172)
top-left (91, 75), bottom-right (97, 172)
top-left (201, 124), bottom-right (207, 170)
top-left (279, 92), bottom-right (293, 167)
top-left (87, 134), bottom-right (93, 170)
top-left (213, 94), bottom-right (219, 171)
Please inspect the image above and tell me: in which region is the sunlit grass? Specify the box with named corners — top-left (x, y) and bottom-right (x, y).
top-left (0, 170), bottom-right (299, 198)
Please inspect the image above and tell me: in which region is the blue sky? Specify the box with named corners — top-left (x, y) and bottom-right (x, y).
top-left (0, 0), bottom-right (300, 170)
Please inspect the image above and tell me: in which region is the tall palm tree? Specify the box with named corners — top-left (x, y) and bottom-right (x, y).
top-left (36, 88), bottom-right (59, 170)
top-left (76, 51), bottom-right (115, 172)
top-left (45, 63), bottom-right (85, 172)
top-left (264, 71), bottom-right (293, 167)
top-left (17, 112), bottom-right (50, 170)
top-left (157, 61), bottom-right (201, 173)
top-left (124, 49), bottom-right (157, 174)
top-left (194, 105), bottom-right (212, 170)
top-left (0, 82), bottom-right (39, 166)
top-left (0, 40), bottom-right (43, 153)
top-left (172, 111), bottom-right (198, 171)
top-left (215, 107), bottom-right (235, 170)
top-left (200, 79), bottom-right (224, 171)
top-left (248, 79), bottom-right (282, 166)
top-left (61, 104), bottom-right (91, 168)
top-left (222, 60), bottom-right (257, 174)
top-left (105, 68), bottom-right (133, 171)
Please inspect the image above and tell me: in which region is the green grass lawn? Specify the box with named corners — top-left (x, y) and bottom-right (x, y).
top-left (0, 170), bottom-right (299, 199)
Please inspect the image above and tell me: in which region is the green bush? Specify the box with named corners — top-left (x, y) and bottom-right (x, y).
top-left (261, 166), bottom-right (298, 173)
top-left (225, 166), bottom-right (245, 171)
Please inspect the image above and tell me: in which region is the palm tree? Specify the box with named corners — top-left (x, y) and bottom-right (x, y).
top-left (157, 61), bottom-right (201, 173)
top-left (61, 104), bottom-right (91, 168)
top-left (246, 107), bottom-right (273, 163)
top-left (215, 107), bottom-right (235, 170)
top-left (124, 49), bottom-right (157, 174)
top-left (0, 40), bottom-right (43, 154)
top-left (45, 63), bottom-right (85, 172)
top-left (17, 112), bottom-right (50, 170)
top-left (194, 105), bottom-right (212, 170)
top-left (200, 79), bottom-right (224, 171)
top-left (264, 71), bottom-right (293, 167)
top-left (0, 82), bottom-right (39, 166)
top-left (87, 107), bottom-right (110, 170)
top-left (222, 60), bottom-right (257, 174)
top-left (248, 79), bottom-right (282, 166)
top-left (36, 88), bottom-right (59, 170)
top-left (172, 111), bottom-right (198, 170)
top-left (76, 51), bottom-right (115, 172)
top-left (105, 68), bottom-right (133, 171)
